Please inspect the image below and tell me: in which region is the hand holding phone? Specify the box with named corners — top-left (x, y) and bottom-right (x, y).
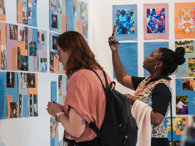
top-left (112, 24), bottom-right (118, 40)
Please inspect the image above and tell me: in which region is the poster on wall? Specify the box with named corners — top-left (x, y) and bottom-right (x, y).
top-left (0, 0), bottom-right (6, 21)
top-left (175, 3), bottom-right (195, 39)
top-left (114, 42), bottom-right (138, 78)
top-left (112, 4), bottom-right (137, 41)
top-left (17, 0), bottom-right (37, 27)
top-left (50, 117), bottom-right (59, 146)
top-left (175, 40), bottom-right (195, 77)
top-left (176, 78), bottom-right (195, 115)
top-left (143, 3), bottom-right (169, 40)
top-left (49, 0), bottom-right (67, 33)
top-left (0, 22), bottom-right (6, 70)
top-left (164, 116), bottom-right (189, 141)
top-left (144, 42), bottom-right (169, 76)
top-left (49, 32), bottom-right (65, 74)
top-left (58, 75), bottom-right (67, 105)
top-left (6, 23), bottom-right (47, 72)
top-left (73, 0), bottom-right (88, 39)
top-left (0, 71), bottom-right (38, 119)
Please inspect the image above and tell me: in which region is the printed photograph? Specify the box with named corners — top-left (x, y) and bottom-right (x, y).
top-left (51, 14), bottom-right (58, 28)
top-left (52, 36), bottom-right (57, 50)
top-left (50, 52), bottom-right (54, 73)
top-left (33, 94), bottom-right (38, 116)
top-left (82, 21), bottom-right (88, 37)
top-left (182, 78), bottom-right (195, 91)
top-left (167, 118), bottom-right (176, 131)
top-left (7, 72), bottom-right (15, 88)
top-left (33, 0), bottom-right (37, 4)
top-left (50, 117), bottom-right (59, 138)
top-left (20, 73), bottom-right (28, 88)
top-left (147, 8), bottom-right (165, 33)
top-left (29, 41), bottom-right (37, 56)
top-left (176, 96), bottom-right (188, 115)
top-left (189, 58), bottom-right (195, 77)
top-left (40, 58), bottom-right (47, 72)
top-left (58, 75), bottom-right (62, 96)
top-left (27, 2), bottom-right (32, 21)
top-left (115, 9), bottom-right (134, 34)
top-left (80, 2), bottom-right (88, 20)
top-left (0, 23), bottom-right (1, 45)
top-left (0, 0), bottom-right (5, 15)
top-left (51, 0), bottom-right (56, 7)
top-left (22, 1), bottom-right (28, 24)
top-left (27, 73), bottom-right (35, 88)
top-left (9, 24), bottom-right (18, 40)
top-left (1, 45), bottom-right (6, 69)
top-left (18, 26), bottom-right (25, 41)
top-left (175, 40), bottom-right (194, 53)
top-left (24, 27), bottom-right (28, 49)
top-left (175, 117), bottom-right (188, 134)
top-left (17, 47), bottom-right (21, 70)
top-left (29, 94), bottom-right (33, 116)
top-left (10, 102), bottom-right (18, 118)
top-left (58, 0), bottom-right (62, 14)
top-left (18, 94), bottom-right (22, 117)
top-left (73, 0), bottom-right (77, 18)
top-left (21, 56), bottom-right (28, 71)
top-left (37, 31), bottom-right (45, 44)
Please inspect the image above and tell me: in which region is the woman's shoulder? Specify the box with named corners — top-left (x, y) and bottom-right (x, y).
top-left (69, 68), bottom-right (104, 82)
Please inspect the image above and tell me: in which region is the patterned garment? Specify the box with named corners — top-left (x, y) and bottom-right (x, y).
top-left (134, 76), bottom-right (171, 138)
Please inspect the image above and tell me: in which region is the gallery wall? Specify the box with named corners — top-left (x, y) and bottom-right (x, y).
top-left (0, 0), bottom-right (194, 146)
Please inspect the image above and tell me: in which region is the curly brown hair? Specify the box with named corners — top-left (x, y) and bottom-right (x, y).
top-left (57, 31), bottom-right (103, 78)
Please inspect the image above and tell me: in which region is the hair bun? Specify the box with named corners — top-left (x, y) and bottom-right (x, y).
top-left (175, 47), bottom-right (185, 65)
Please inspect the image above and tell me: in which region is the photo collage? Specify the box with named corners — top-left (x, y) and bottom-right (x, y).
top-left (73, 0), bottom-right (88, 39)
top-left (6, 23), bottom-right (47, 72)
top-left (49, 0), bottom-right (66, 33)
top-left (17, 0), bottom-right (37, 27)
top-left (0, 72), bottom-right (38, 119)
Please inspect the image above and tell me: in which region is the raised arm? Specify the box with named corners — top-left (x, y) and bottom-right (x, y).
top-left (108, 36), bottom-right (134, 90)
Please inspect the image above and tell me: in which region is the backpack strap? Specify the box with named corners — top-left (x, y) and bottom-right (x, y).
top-left (85, 68), bottom-right (111, 145)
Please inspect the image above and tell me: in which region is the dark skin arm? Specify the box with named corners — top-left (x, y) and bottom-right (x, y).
top-left (108, 36), bottom-right (135, 90)
top-left (125, 94), bottom-right (164, 126)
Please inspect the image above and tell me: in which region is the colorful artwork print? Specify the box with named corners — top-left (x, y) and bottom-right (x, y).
top-left (144, 4), bottom-right (168, 40)
top-left (165, 116), bottom-right (189, 140)
top-left (175, 40), bottom-right (194, 53)
top-left (175, 3), bottom-right (195, 39)
top-left (176, 96), bottom-right (188, 115)
top-left (115, 9), bottom-right (134, 34)
top-left (178, 8), bottom-right (195, 34)
top-left (147, 8), bottom-right (165, 33)
top-left (189, 58), bottom-right (195, 77)
top-left (182, 78), bottom-right (195, 91)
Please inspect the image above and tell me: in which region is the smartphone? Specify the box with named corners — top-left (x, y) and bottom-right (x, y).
top-left (112, 24), bottom-right (118, 40)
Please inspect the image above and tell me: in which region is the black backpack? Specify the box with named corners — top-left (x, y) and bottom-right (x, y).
top-left (88, 68), bottom-right (138, 146)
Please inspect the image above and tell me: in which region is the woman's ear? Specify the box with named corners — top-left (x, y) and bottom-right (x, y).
top-left (155, 61), bottom-right (163, 69)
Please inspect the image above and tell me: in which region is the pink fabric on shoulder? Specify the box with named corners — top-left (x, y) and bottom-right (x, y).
top-left (64, 69), bottom-right (111, 142)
